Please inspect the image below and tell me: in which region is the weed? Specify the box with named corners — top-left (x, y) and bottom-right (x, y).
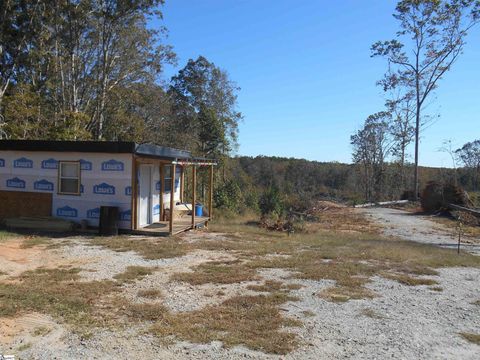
top-left (360, 308), bottom-right (384, 319)
top-left (113, 266), bottom-right (154, 284)
top-left (460, 332), bottom-right (480, 345)
top-left (32, 326), bottom-right (51, 337)
top-left (137, 289), bottom-right (162, 299)
top-left (382, 273), bottom-right (438, 286)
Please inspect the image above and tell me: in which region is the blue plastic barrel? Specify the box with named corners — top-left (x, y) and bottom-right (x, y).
top-left (195, 204), bottom-right (203, 217)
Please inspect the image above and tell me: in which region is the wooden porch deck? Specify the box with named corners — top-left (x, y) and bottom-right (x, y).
top-left (131, 216), bottom-right (210, 236)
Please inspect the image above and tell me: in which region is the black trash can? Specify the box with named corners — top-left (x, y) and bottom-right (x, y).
top-left (99, 206), bottom-right (119, 236)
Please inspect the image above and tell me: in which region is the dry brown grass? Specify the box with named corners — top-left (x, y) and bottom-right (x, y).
top-left (247, 280), bottom-right (302, 292)
top-left (137, 289), bottom-right (162, 299)
top-left (147, 292), bottom-right (301, 355)
top-left (90, 235), bottom-right (191, 259)
top-left (381, 273), bottom-right (438, 286)
top-left (472, 299), bottom-right (480, 306)
top-left (360, 308), bottom-right (384, 319)
top-left (171, 260), bottom-right (258, 285)
top-left (0, 267), bottom-right (119, 330)
top-left (113, 266), bottom-right (155, 283)
top-left (430, 215), bottom-right (480, 240)
top-left (460, 332), bottom-right (480, 345)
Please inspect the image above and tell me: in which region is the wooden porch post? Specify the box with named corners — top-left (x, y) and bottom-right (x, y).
top-left (160, 164), bottom-right (164, 221)
top-left (131, 157), bottom-right (138, 230)
top-left (180, 166), bottom-right (185, 202)
top-left (191, 165), bottom-right (196, 229)
top-left (169, 164), bottom-right (176, 235)
top-left (209, 165), bottom-right (214, 220)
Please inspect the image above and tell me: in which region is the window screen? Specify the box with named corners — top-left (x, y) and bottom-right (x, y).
top-left (59, 161), bottom-right (80, 195)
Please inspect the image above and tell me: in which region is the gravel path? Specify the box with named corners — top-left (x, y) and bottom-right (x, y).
top-left (360, 207), bottom-right (480, 255)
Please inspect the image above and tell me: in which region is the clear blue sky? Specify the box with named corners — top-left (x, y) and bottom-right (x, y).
top-left (158, 0), bottom-right (480, 167)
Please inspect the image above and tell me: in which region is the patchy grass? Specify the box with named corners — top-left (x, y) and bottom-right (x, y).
top-left (0, 230), bottom-right (19, 242)
top-left (429, 286), bottom-right (443, 292)
top-left (302, 310), bottom-right (316, 317)
top-left (20, 235), bottom-right (54, 248)
top-left (460, 332), bottom-right (480, 345)
top-left (17, 342), bottom-right (32, 351)
top-left (247, 280), bottom-right (302, 292)
top-left (472, 300), bottom-right (480, 306)
top-left (32, 326), bottom-right (52, 337)
top-left (202, 213), bottom-right (480, 305)
top-left (360, 308), bottom-right (384, 319)
top-left (138, 289), bottom-right (162, 299)
top-left (171, 260), bottom-right (257, 285)
top-left (113, 266), bottom-right (154, 284)
top-left (90, 236), bottom-right (191, 260)
top-left (382, 273), bottom-right (438, 286)
top-left (0, 267), bottom-right (119, 331)
top-left (148, 292), bottom-right (301, 355)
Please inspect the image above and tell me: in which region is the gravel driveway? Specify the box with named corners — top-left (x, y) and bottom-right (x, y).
top-left (360, 207), bottom-right (480, 255)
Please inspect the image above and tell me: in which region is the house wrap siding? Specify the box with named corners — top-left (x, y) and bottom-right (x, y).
top-left (0, 151), bottom-right (132, 229)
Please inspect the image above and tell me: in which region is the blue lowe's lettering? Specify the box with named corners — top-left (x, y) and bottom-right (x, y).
top-left (93, 182), bottom-right (115, 195)
top-left (13, 157), bottom-right (33, 168)
top-left (80, 159), bottom-right (92, 171)
top-left (153, 204), bottom-right (160, 215)
top-left (101, 159), bottom-right (124, 171)
top-left (6, 177), bottom-right (25, 188)
top-left (57, 206), bottom-right (78, 218)
top-left (41, 158), bottom-right (58, 169)
top-left (87, 208), bottom-right (100, 219)
top-left (0, 159), bottom-right (4, 167)
top-left (119, 210), bottom-right (131, 221)
top-left (80, 184), bottom-right (84, 193)
top-left (34, 179), bottom-right (54, 191)
top-left (156, 181), bottom-right (161, 191)
top-left (125, 186), bottom-right (132, 196)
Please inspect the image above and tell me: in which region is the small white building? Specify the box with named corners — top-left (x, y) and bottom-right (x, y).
top-left (0, 140), bottom-right (215, 235)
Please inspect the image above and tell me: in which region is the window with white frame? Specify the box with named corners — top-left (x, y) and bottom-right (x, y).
top-left (58, 161), bottom-right (81, 195)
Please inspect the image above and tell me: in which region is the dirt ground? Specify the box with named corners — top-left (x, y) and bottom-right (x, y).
top-left (360, 207), bottom-right (480, 255)
top-left (0, 208), bottom-right (479, 359)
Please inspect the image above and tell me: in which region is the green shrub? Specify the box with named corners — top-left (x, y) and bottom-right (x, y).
top-left (259, 185), bottom-right (284, 216)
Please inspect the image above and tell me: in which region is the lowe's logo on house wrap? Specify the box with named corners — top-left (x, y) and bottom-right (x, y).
top-left (57, 206), bottom-right (78, 218)
top-left (93, 182), bottom-right (115, 195)
top-left (13, 157), bottom-right (33, 168)
top-left (156, 181), bottom-right (161, 191)
top-left (41, 158), bottom-right (58, 169)
top-left (0, 159), bottom-right (4, 167)
top-left (87, 208), bottom-right (100, 219)
top-left (119, 210), bottom-right (131, 221)
top-left (80, 159), bottom-right (92, 171)
top-left (6, 177), bottom-right (25, 188)
top-left (125, 186), bottom-right (132, 196)
top-left (153, 204), bottom-right (160, 215)
top-left (34, 179), bottom-right (54, 191)
top-left (101, 159), bottom-right (124, 171)
top-left (80, 184), bottom-right (84, 193)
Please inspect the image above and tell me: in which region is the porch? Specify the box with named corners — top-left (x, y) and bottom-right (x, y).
top-left (130, 151), bottom-right (216, 236)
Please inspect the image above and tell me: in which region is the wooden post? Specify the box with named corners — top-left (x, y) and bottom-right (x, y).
top-left (191, 165), bottom-right (196, 229)
top-left (180, 166), bottom-right (185, 203)
top-left (209, 164), bottom-right (214, 220)
top-left (131, 156), bottom-right (137, 230)
top-left (169, 164), bottom-right (176, 235)
top-left (160, 164), bottom-right (164, 221)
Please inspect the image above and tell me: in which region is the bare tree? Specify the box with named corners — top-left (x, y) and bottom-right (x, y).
top-left (371, 0), bottom-right (480, 199)
top-left (351, 112), bottom-right (393, 202)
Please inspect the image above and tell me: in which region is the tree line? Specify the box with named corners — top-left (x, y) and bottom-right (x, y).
top-left (0, 0), bottom-right (240, 161)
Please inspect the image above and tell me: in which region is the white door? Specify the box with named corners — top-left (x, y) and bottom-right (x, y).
top-left (139, 165), bottom-right (153, 227)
